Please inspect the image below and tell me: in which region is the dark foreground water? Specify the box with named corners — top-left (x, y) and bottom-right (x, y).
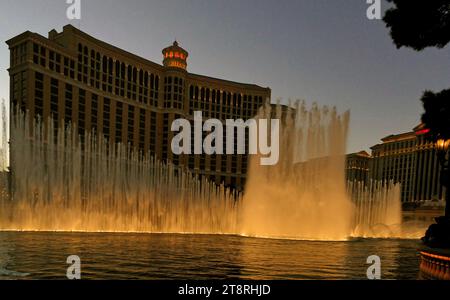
top-left (0, 232), bottom-right (422, 280)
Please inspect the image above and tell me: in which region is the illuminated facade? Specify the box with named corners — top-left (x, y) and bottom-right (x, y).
top-left (6, 25), bottom-right (271, 190)
top-left (370, 125), bottom-right (445, 203)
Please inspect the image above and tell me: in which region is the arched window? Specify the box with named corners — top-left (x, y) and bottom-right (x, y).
top-left (102, 56), bottom-right (107, 73)
top-left (133, 67), bottom-right (137, 83)
top-left (150, 74), bottom-right (154, 89)
top-left (115, 61), bottom-right (120, 76)
top-left (217, 91), bottom-right (221, 104)
top-left (195, 86), bottom-right (199, 100)
top-left (201, 87), bottom-right (205, 101)
top-left (108, 58), bottom-right (113, 75)
top-left (189, 85), bottom-right (194, 99)
top-left (144, 71), bottom-right (149, 86)
top-left (127, 65), bottom-right (132, 81)
top-left (139, 69), bottom-right (143, 85)
top-left (120, 62), bottom-right (125, 78)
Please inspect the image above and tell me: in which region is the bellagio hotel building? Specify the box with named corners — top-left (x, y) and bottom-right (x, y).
top-left (7, 25), bottom-right (271, 190)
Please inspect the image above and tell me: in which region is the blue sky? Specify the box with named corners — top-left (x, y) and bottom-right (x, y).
top-left (0, 0), bottom-right (449, 152)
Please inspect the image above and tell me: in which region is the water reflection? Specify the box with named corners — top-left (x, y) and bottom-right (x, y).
top-left (0, 232), bottom-right (420, 280)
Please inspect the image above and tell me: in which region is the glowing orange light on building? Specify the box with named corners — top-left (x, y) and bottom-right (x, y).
top-left (162, 41), bottom-right (188, 70)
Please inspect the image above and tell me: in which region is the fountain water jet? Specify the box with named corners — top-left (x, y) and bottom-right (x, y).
top-left (0, 109), bottom-right (240, 233)
top-left (0, 100), bottom-right (416, 239)
top-left (240, 101), bottom-right (353, 240)
top-left (240, 101), bottom-right (412, 240)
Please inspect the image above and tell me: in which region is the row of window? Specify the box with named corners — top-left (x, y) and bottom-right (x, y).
top-left (189, 85), bottom-right (264, 119)
top-left (164, 76), bottom-right (184, 109)
top-left (23, 73), bottom-right (251, 175)
top-left (161, 115), bottom-right (248, 173)
top-left (77, 43), bottom-right (160, 106)
top-left (30, 72), bottom-right (158, 153)
top-left (31, 42), bottom-right (161, 107)
top-left (10, 42), bottom-right (27, 67)
top-left (11, 71), bottom-right (28, 113)
top-left (29, 42), bottom-right (268, 121)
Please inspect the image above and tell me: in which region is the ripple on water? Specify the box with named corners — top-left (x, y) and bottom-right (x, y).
top-left (0, 232), bottom-right (421, 280)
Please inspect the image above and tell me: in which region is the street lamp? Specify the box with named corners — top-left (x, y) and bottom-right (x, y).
top-left (436, 139), bottom-right (450, 155)
top-left (436, 138), bottom-right (450, 218)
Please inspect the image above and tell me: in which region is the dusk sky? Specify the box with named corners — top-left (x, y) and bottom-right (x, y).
top-left (0, 0), bottom-right (449, 153)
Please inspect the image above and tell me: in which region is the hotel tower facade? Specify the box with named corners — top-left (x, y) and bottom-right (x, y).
top-left (6, 25), bottom-right (271, 190)
top-left (370, 125), bottom-right (445, 204)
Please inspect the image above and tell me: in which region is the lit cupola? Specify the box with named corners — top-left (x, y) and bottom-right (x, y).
top-left (162, 41), bottom-right (188, 71)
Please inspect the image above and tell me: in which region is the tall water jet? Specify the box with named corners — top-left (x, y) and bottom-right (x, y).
top-left (0, 100), bottom-right (409, 240)
top-left (349, 180), bottom-right (402, 238)
top-left (0, 108), bottom-right (240, 233)
top-left (240, 101), bottom-right (354, 240)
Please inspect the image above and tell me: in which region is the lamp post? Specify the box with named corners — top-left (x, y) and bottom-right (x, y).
top-left (436, 138), bottom-right (450, 218)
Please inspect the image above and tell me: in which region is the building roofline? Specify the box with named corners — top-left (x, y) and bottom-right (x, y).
top-left (370, 144), bottom-right (382, 150)
top-left (413, 123), bottom-right (426, 132)
top-left (380, 131), bottom-right (416, 142)
top-left (5, 30), bottom-right (33, 46)
top-left (59, 24), bottom-right (164, 71)
top-left (347, 150), bottom-right (371, 158)
top-left (188, 72), bottom-right (271, 91)
top-left (7, 24), bottom-right (271, 91)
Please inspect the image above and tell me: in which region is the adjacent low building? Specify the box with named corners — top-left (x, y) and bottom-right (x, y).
top-left (345, 151), bottom-right (371, 184)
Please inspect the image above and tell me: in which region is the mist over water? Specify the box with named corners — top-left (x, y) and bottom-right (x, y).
top-left (0, 101), bottom-right (422, 240)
